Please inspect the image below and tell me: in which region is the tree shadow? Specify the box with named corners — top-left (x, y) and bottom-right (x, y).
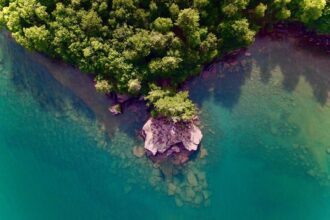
top-left (1, 31), bottom-right (147, 141)
top-left (2, 32), bottom-right (95, 119)
top-left (252, 26), bottom-right (330, 105)
top-left (188, 52), bottom-right (253, 110)
top-left (189, 24), bottom-right (330, 109)
top-left (3, 23), bottom-right (330, 142)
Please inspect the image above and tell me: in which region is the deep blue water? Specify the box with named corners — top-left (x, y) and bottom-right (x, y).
top-left (1, 31), bottom-right (330, 220)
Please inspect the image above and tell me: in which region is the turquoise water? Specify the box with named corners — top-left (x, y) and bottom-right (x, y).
top-left (1, 31), bottom-right (330, 220)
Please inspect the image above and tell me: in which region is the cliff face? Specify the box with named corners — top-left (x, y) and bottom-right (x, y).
top-left (142, 118), bottom-right (203, 156)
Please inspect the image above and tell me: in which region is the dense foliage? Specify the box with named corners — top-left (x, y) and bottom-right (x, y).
top-left (145, 85), bottom-right (196, 121)
top-left (0, 0), bottom-right (329, 121)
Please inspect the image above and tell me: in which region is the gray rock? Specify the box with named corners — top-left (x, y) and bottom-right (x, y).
top-left (142, 117), bottom-right (203, 155)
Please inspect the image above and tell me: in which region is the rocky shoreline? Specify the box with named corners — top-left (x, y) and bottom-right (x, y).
top-left (5, 22), bottom-right (327, 158)
top-left (24, 22), bottom-right (329, 167)
top-left (4, 23), bottom-right (330, 207)
top-left (141, 117), bottom-right (203, 164)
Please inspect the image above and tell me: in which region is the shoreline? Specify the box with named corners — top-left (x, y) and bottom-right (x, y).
top-left (3, 22), bottom-right (329, 137)
top-left (179, 22), bottom-right (330, 92)
top-left (2, 22), bottom-right (330, 208)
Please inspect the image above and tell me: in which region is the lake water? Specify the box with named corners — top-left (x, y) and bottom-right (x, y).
top-left (0, 29), bottom-right (330, 220)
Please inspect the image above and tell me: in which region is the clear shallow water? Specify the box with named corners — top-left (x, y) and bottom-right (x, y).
top-left (0, 31), bottom-right (330, 220)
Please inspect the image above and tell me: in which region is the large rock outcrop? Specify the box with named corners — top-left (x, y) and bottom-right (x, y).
top-left (142, 117), bottom-right (203, 156)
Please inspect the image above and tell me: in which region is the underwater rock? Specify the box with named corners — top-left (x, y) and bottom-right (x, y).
top-left (175, 197), bottom-right (184, 207)
top-left (142, 117), bottom-right (203, 156)
top-left (167, 182), bottom-right (177, 195)
top-left (146, 147), bottom-right (192, 165)
top-left (109, 104), bottom-right (121, 115)
top-left (132, 146), bottom-right (145, 158)
top-left (195, 170), bottom-right (206, 182)
top-left (327, 148), bottom-right (330, 154)
top-left (193, 193), bottom-right (203, 205)
top-left (186, 187), bottom-right (196, 200)
top-left (187, 171), bottom-right (198, 187)
top-left (199, 148), bottom-right (208, 159)
top-left (149, 176), bottom-right (160, 187)
top-left (202, 190), bottom-right (211, 200)
top-left (159, 160), bottom-right (176, 179)
top-left (163, 166), bottom-right (210, 207)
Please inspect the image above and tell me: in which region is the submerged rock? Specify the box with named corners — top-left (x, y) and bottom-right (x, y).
top-left (175, 197), bottom-right (184, 207)
top-left (187, 171), bottom-right (198, 187)
top-left (167, 182), bottom-right (177, 195)
top-left (185, 187), bottom-right (196, 200)
top-left (109, 104), bottom-right (122, 115)
top-left (132, 146), bottom-right (145, 158)
top-left (159, 160), bottom-right (176, 179)
top-left (142, 117), bottom-right (203, 156)
top-left (199, 148), bottom-right (208, 159)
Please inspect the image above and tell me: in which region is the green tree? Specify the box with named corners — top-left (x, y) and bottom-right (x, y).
top-left (128, 79), bottom-right (141, 94)
top-left (219, 19), bottom-right (256, 49)
top-left (145, 85), bottom-right (197, 122)
top-left (308, 4), bottom-right (330, 33)
top-left (222, 0), bottom-right (250, 17)
top-left (298, 0), bottom-right (326, 23)
top-left (0, 0), bottom-right (329, 121)
top-left (176, 8), bottom-right (200, 33)
top-left (21, 25), bottom-right (50, 52)
top-left (80, 10), bottom-right (103, 35)
top-left (255, 3), bottom-right (267, 18)
top-left (152, 17), bottom-right (173, 33)
top-left (95, 78), bottom-right (112, 93)
top-left (272, 0), bottom-right (292, 20)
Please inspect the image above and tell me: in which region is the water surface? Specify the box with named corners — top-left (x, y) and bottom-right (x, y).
top-left (0, 30), bottom-right (330, 220)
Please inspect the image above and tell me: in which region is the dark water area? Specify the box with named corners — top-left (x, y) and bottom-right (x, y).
top-left (1, 27), bottom-right (330, 220)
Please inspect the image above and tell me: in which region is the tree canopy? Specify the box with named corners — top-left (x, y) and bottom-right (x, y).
top-left (0, 0), bottom-right (329, 121)
top-left (145, 85), bottom-right (196, 122)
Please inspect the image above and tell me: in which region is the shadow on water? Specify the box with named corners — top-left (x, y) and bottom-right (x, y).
top-left (1, 32), bottom-right (95, 120)
top-left (2, 25), bottom-right (330, 217)
top-left (2, 26), bottom-right (330, 160)
top-left (0, 31), bottom-right (155, 198)
top-left (0, 31), bottom-right (216, 209)
top-left (1, 32), bottom-right (156, 192)
top-left (250, 26), bottom-right (330, 105)
top-left (188, 54), bottom-right (253, 110)
top-left (1, 31), bottom-right (148, 139)
top-left (189, 24), bottom-right (330, 109)
top-left (3, 24), bottom-right (329, 137)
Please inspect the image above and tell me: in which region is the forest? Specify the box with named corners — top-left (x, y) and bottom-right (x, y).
top-left (0, 0), bottom-right (329, 121)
